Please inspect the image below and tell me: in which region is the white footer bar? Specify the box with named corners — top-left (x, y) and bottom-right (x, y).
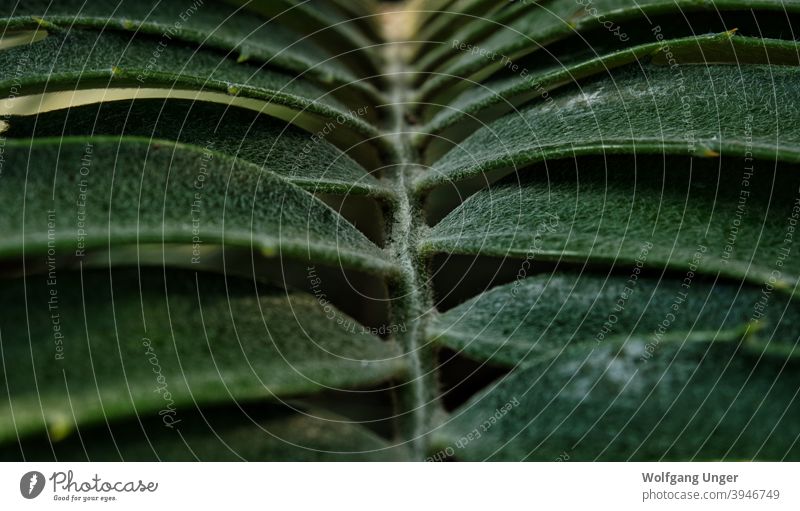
top-left (1, 462), bottom-right (797, 510)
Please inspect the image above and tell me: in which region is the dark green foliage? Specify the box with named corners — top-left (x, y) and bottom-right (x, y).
top-left (2, 0), bottom-right (799, 461)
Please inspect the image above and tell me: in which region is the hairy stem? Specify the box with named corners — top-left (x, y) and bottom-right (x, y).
top-left (379, 29), bottom-right (441, 460)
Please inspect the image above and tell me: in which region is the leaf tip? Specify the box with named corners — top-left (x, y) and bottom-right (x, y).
top-left (696, 146), bottom-right (720, 158)
top-left (48, 415), bottom-right (74, 442)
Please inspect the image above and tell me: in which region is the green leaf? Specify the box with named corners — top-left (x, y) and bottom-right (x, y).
top-left (4, 0), bottom-right (800, 462)
top-left (433, 341), bottom-right (800, 460)
top-left (328, 2), bottom-right (385, 47)
top-left (417, 0), bottom-right (800, 100)
top-left (429, 273), bottom-right (800, 367)
top-left (4, 100), bottom-right (394, 200)
top-left (412, 0), bottom-right (505, 58)
top-left (423, 35), bottom-right (800, 141)
top-left (0, 29), bottom-right (381, 148)
top-left (4, 406), bottom-right (409, 461)
top-left (0, 268), bottom-right (407, 443)
top-left (0, 137), bottom-right (397, 276)
top-left (4, 407), bottom-right (409, 461)
top-left (226, 0), bottom-right (382, 73)
top-left (422, 156), bottom-right (800, 294)
top-left (417, 64), bottom-right (800, 191)
top-left (412, 0), bottom-right (523, 74)
top-left (415, 0), bottom-right (609, 97)
top-left (0, 0), bottom-right (375, 94)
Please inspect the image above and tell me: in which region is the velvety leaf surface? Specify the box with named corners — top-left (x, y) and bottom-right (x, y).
top-left (412, 0), bottom-right (523, 73)
top-left (429, 273), bottom-right (800, 367)
top-left (418, 64), bottom-right (800, 191)
top-left (0, 138), bottom-right (397, 276)
top-left (413, 0), bottom-right (504, 54)
top-left (0, 0), bottom-right (371, 91)
top-left (433, 341), bottom-right (800, 460)
top-left (228, 0), bottom-right (382, 73)
top-left (0, 29), bottom-right (379, 140)
top-left (0, 269), bottom-right (406, 443)
top-left (4, 0), bottom-right (800, 462)
top-left (422, 157), bottom-right (800, 293)
top-left (418, 0), bottom-right (800, 98)
top-left (423, 35), bottom-right (800, 139)
top-left (4, 100), bottom-right (393, 200)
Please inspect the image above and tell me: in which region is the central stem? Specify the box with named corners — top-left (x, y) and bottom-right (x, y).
top-left (380, 36), bottom-right (440, 459)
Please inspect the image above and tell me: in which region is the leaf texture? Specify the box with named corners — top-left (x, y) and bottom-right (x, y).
top-left (429, 273), bottom-right (800, 367)
top-left (423, 35), bottom-right (800, 140)
top-left (0, 269), bottom-right (406, 443)
top-left (417, 64), bottom-right (800, 191)
top-left (4, 100), bottom-right (393, 200)
top-left (422, 156), bottom-right (800, 293)
top-left (417, 0), bottom-right (800, 99)
top-left (0, 138), bottom-right (397, 276)
top-left (0, 29), bottom-right (380, 144)
top-left (0, 0), bottom-right (375, 93)
top-left (433, 341), bottom-right (800, 460)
